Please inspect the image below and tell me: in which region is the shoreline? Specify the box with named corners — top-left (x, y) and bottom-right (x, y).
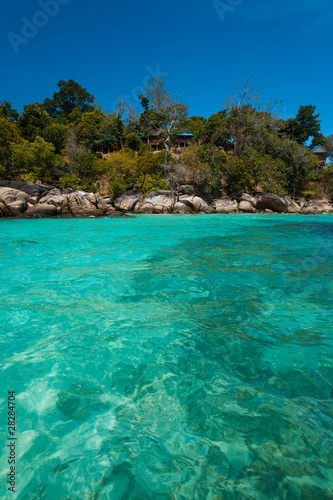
top-left (1, 181), bottom-right (333, 219)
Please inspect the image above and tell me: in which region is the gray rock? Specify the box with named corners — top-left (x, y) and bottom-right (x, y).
top-left (114, 194), bottom-right (142, 212)
top-left (173, 202), bottom-right (193, 214)
top-left (239, 200), bottom-right (256, 213)
top-left (66, 193), bottom-right (104, 217)
top-left (25, 204), bottom-right (58, 218)
top-left (288, 201), bottom-right (302, 213)
top-left (302, 206), bottom-right (323, 215)
top-left (178, 195), bottom-right (208, 213)
top-left (214, 199), bottom-right (238, 213)
top-left (137, 191), bottom-right (176, 213)
top-left (255, 193), bottom-right (289, 213)
top-left (241, 193), bottom-right (257, 207)
top-left (0, 187), bottom-right (29, 216)
top-left (0, 180), bottom-right (53, 202)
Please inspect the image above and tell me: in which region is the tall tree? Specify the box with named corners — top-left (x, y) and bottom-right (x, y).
top-left (283, 105), bottom-right (321, 145)
top-left (141, 77), bottom-right (187, 171)
top-left (43, 79), bottom-right (95, 120)
top-left (0, 101), bottom-right (19, 122)
top-left (225, 77), bottom-right (280, 156)
top-left (18, 103), bottom-right (51, 142)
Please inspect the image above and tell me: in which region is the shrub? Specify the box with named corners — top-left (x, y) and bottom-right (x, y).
top-left (59, 174), bottom-right (81, 190)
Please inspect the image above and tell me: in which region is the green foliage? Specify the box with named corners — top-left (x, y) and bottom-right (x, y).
top-left (12, 136), bottom-right (59, 183)
top-left (244, 150), bottom-right (287, 195)
top-left (18, 103), bottom-right (51, 142)
top-left (0, 117), bottom-right (22, 178)
top-left (71, 152), bottom-right (100, 181)
top-left (126, 133), bottom-right (142, 151)
top-left (42, 123), bottom-right (69, 154)
top-left (76, 110), bottom-right (107, 148)
top-left (0, 101), bottom-right (19, 122)
top-left (283, 105), bottom-right (321, 145)
top-left (222, 157), bottom-right (254, 196)
top-left (59, 174), bottom-right (81, 190)
top-left (107, 178), bottom-right (128, 199)
top-left (43, 79), bottom-right (95, 120)
top-left (138, 174), bottom-right (171, 195)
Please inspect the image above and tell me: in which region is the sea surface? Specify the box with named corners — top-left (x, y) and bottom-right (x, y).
top-left (0, 215), bottom-right (332, 500)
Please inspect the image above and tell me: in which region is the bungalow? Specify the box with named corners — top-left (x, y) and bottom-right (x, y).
top-left (309, 145), bottom-right (329, 173)
top-left (139, 129), bottom-right (194, 151)
top-left (174, 129), bottom-right (194, 148)
top-left (96, 137), bottom-right (120, 154)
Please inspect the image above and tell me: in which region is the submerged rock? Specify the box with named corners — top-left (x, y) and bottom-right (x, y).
top-left (56, 383), bottom-right (109, 420)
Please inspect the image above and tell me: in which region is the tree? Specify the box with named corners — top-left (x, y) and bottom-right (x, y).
top-left (283, 105), bottom-right (321, 145)
top-left (0, 101), bottom-right (19, 122)
top-left (43, 79), bottom-right (95, 120)
top-left (76, 109), bottom-right (107, 148)
top-left (42, 122), bottom-right (69, 154)
top-left (126, 133), bottom-right (142, 151)
top-left (0, 117), bottom-right (22, 178)
top-left (141, 77), bottom-right (187, 171)
top-left (11, 137), bottom-right (59, 182)
top-left (225, 77), bottom-right (280, 156)
top-left (18, 103), bottom-right (51, 142)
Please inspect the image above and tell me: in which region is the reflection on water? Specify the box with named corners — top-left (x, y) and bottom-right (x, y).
top-left (0, 215), bottom-right (332, 499)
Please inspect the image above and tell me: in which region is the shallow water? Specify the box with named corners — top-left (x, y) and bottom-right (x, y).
top-left (0, 214), bottom-right (332, 499)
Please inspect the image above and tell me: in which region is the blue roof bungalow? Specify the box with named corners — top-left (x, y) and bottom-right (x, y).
top-left (309, 145), bottom-right (329, 173)
top-left (174, 129), bottom-right (194, 148)
top-left (95, 137), bottom-right (120, 154)
top-left (140, 129), bottom-right (194, 151)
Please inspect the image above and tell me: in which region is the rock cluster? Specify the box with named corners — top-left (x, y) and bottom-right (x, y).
top-left (0, 181), bottom-right (332, 218)
top-left (0, 181), bottom-right (115, 218)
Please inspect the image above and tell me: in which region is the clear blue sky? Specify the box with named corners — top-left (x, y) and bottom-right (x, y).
top-left (1, 0), bottom-right (332, 135)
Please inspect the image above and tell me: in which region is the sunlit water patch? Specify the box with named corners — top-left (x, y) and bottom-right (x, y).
top-left (0, 215), bottom-right (332, 499)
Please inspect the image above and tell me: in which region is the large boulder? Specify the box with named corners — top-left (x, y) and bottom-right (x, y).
top-left (66, 192), bottom-right (104, 217)
top-left (0, 187), bottom-right (29, 216)
top-left (214, 199), bottom-right (238, 213)
top-left (255, 193), bottom-right (289, 213)
top-left (137, 191), bottom-right (176, 213)
top-left (178, 195), bottom-right (208, 213)
top-left (239, 200), bottom-right (256, 213)
top-left (241, 193), bottom-right (257, 207)
top-left (25, 204), bottom-right (58, 218)
top-left (0, 181), bottom-right (53, 204)
top-left (114, 194), bottom-right (142, 212)
top-left (305, 202), bottom-right (333, 213)
top-left (0, 201), bottom-right (11, 217)
top-left (301, 206), bottom-right (323, 215)
top-left (86, 193), bottom-right (115, 215)
top-left (39, 194), bottom-right (69, 214)
top-left (173, 202), bottom-right (193, 214)
top-left (288, 201), bottom-right (302, 213)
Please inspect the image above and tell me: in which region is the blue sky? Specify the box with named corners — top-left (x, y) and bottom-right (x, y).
top-left (1, 0), bottom-right (332, 135)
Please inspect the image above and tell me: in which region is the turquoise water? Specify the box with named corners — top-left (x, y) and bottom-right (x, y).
top-left (0, 215), bottom-right (332, 499)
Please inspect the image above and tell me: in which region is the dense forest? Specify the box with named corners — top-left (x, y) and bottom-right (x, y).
top-left (1, 77), bottom-right (333, 200)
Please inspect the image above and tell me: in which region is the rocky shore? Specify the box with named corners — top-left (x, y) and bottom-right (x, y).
top-left (0, 181), bottom-right (332, 218)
